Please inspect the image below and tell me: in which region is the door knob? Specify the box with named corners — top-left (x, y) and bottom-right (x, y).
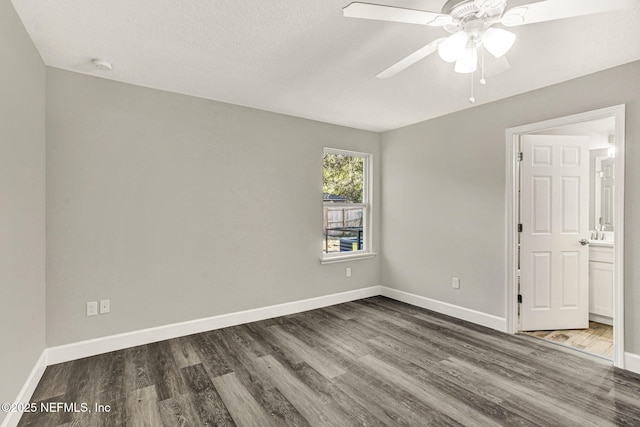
top-left (579, 239), bottom-right (589, 246)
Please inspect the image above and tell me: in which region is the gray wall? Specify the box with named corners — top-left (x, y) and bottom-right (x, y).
top-left (46, 69), bottom-right (381, 346)
top-left (381, 61), bottom-right (640, 353)
top-left (0, 1), bottom-right (46, 422)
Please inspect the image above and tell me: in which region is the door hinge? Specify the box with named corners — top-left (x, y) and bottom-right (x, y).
top-left (517, 152), bottom-right (523, 161)
top-left (517, 294), bottom-right (523, 304)
top-left (518, 223), bottom-right (523, 233)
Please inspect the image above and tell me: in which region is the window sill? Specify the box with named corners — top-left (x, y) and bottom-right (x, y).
top-left (320, 252), bottom-right (378, 264)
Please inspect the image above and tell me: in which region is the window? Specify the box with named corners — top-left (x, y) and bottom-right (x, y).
top-left (322, 148), bottom-right (373, 261)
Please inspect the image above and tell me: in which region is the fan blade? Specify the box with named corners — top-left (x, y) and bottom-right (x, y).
top-left (502, 0), bottom-right (640, 27)
top-left (376, 39), bottom-right (445, 78)
top-left (343, 2), bottom-right (442, 25)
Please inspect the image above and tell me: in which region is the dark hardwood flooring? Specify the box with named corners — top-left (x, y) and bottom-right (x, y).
top-left (18, 296), bottom-right (640, 426)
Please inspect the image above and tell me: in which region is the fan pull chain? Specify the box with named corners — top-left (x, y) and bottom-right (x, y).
top-left (469, 47), bottom-right (488, 103)
top-left (469, 71), bottom-right (475, 104)
top-left (480, 47), bottom-right (487, 85)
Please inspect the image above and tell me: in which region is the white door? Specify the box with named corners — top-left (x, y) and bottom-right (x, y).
top-left (520, 135), bottom-right (590, 331)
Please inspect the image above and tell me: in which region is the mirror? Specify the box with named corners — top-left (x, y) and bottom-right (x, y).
top-left (594, 154), bottom-right (615, 232)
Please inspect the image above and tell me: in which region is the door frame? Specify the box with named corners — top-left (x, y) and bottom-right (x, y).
top-left (506, 105), bottom-right (626, 368)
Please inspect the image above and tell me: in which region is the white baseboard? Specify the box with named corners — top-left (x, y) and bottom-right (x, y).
top-left (380, 286), bottom-right (507, 332)
top-left (589, 313), bottom-right (613, 326)
top-left (1, 350), bottom-right (48, 427)
top-left (47, 286), bottom-right (381, 365)
top-left (624, 352), bottom-right (640, 375)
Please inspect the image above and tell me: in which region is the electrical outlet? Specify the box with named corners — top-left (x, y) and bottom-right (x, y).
top-left (452, 277), bottom-right (460, 289)
top-left (346, 267), bottom-right (352, 278)
top-left (87, 301), bottom-right (98, 317)
top-left (99, 299), bottom-right (110, 314)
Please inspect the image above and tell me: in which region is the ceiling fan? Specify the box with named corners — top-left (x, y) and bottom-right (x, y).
top-left (344, 0), bottom-right (639, 101)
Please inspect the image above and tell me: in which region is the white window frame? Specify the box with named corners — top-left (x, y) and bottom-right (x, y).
top-left (321, 148), bottom-right (375, 264)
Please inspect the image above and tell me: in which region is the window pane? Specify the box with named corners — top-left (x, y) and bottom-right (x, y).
top-left (323, 153), bottom-right (364, 203)
top-left (323, 206), bottom-right (364, 254)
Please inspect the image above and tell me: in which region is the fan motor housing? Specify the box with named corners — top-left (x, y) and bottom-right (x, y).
top-left (441, 0), bottom-right (506, 33)
top-left (441, 0), bottom-right (505, 18)
top-left (442, 0), bottom-right (478, 18)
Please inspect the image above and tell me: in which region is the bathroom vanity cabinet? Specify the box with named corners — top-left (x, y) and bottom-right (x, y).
top-left (589, 244), bottom-right (613, 325)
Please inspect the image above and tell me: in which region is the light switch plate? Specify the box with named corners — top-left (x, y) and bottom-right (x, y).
top-left (87, 301), bottom-right (98, 316)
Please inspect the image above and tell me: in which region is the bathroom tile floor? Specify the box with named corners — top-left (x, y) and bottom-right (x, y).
top-left (521, 321), bottom-right (613, 359)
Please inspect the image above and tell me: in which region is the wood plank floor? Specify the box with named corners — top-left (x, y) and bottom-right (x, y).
top-left (521, 321), bottom-right (614, 359)
top-left (18, 297), bottom-right (640, 426)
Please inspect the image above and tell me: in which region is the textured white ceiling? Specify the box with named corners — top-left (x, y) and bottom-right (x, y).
top-left (10, 0), bottom-right (640, 132)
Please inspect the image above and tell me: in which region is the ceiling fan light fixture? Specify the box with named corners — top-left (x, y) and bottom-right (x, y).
top-left (482, 28), bottom-right (516, 58)
top-left (454, 47), bottom-right (478, 73)
top-left (438, 31), bottom-right (469, 63)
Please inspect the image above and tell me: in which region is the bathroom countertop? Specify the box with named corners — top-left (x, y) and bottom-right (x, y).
top-left (589, 240), bottom-right (614, 247)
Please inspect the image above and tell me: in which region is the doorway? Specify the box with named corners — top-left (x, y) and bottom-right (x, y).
top-left (506, 105), bottom-right (625, 367)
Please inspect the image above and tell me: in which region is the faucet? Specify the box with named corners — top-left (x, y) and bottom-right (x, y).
top-left (594, 218), bottom-right (606, 240)
top-left (593, 220), bottom-right (601, 240)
